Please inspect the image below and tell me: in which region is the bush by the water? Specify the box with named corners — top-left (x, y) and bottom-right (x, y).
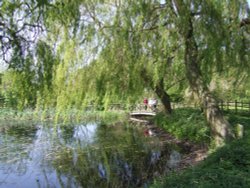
top-left (154, 108), bottom-right (210, 144)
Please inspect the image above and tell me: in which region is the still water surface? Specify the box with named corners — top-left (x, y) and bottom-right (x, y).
top-left (0, 121), bottom-right (181, 188)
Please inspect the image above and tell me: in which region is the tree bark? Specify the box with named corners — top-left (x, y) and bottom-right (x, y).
top-left (154, 78), bottom-right (172, 114)
top-left (184, 17), bottom-right (234, 147)
top-left (141, 70), bottom-right (172, 115)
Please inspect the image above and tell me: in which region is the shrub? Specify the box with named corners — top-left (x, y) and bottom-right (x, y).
top-left (154, 108), bottom-right (210, 143)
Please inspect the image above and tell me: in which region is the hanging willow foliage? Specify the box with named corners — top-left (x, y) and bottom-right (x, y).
top-left (0, 0), bottom-right (249, 119)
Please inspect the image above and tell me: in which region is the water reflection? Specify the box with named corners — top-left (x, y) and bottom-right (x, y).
top-left (73, 123), bottom-right (97, 143)
top-left (0, 121), bottom-right (182, 188)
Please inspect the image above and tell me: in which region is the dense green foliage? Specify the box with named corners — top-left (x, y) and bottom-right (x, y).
top-left (154, 108), bottom-right (210, 144)
top-left (1, 0), bottom-right (249, 110)
top-left (151, 112), bottom-right (250, 188)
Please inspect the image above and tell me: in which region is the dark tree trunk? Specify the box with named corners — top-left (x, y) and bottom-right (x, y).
top-left (155, 78), bottom-right (172, 114)
top-left (141, 70), bottom-right (172, 115)
top-left (184, 17), bottom-right (234, 146)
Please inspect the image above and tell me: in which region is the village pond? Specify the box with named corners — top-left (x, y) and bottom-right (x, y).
top-left (0, 120), bottom-right (183, 188)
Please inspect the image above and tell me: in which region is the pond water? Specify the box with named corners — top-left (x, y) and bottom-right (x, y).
top-left (0, 121), bottom-right (182, 188)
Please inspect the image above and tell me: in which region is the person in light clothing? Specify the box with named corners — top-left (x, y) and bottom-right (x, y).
top-left (148, 98), bottom-right (154, 110)
top-left (148, 98), bottom-right (158, 111)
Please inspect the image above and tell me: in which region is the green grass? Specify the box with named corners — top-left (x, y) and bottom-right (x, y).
top-left (151, 111), bottom-right (250, 188)
top-left (154, 108), bottom-right (210, 144)
top-left (0, 108), bottom-right (128, 124)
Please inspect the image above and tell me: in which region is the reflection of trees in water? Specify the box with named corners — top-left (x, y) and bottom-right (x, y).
top-left (56, 124), bottom-right (75, 144)
top-left (0, 123), bottom-right (81, 188)
top-left (0, 123), bottom-right (38, 176)
top-left (52, 123), bottom-right (175, 187)
top-left (0, 123), bottom-right (37, 140)
top-left (0, 122), bottom-right (75, 186)
top-left (0, 122), bottom-right (181, 187)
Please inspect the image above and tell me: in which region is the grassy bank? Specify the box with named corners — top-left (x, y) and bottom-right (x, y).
top-left (154, 108), bottom-right (210, 144)
top-left (0, 108), bottom-right (128, 124)
top-left (151, 110), bottom-right (250, 188)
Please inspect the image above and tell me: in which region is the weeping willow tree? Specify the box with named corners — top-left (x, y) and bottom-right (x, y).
top-left (170, 0), bottom-right (249, 146)
top-left (35, 40), bottom-right (59, 110)
top-left (0, 56), bottom-right (37, 109)
top-left (0, 40), bottom-right (57, 110)
top-left (44, 0), bottom-right (189, 114)
top-left (43, 0), bottom-right (249, 146)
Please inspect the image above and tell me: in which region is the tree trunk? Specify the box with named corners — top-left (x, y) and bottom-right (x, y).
top-left (202, 92), bottom-right (233, 146)
top-left (184, 17), bottom-right (234, 147)
top-left (154, 78), bottom-right (172, 114)
top-left (141, 70), bottom-right (172, 115)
